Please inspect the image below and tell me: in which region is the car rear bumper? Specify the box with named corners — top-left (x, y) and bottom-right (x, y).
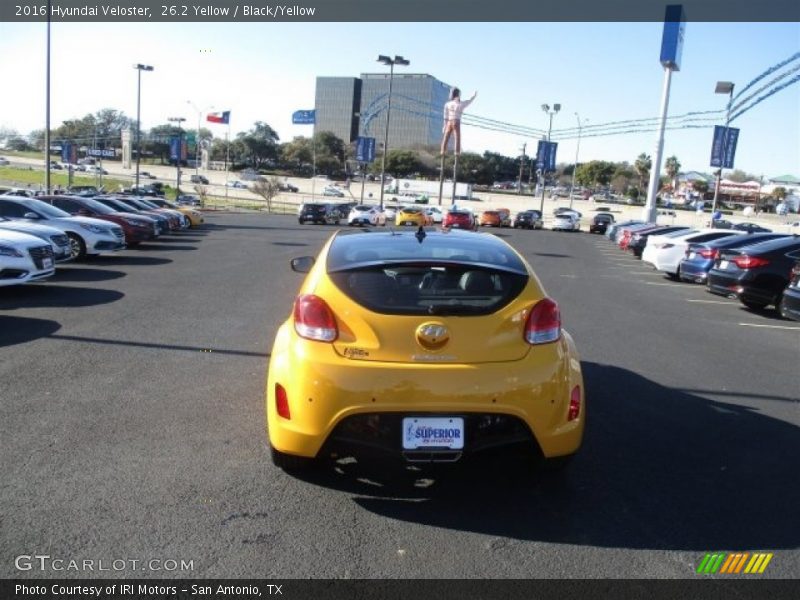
top-left (266, 326), bottom-right (584, 461)
top-left (779, 286), bottom-right (800, 321)
top-left (678, 260), bottom-right (712, 282)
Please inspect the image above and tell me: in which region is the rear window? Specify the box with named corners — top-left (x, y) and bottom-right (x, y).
top-left (330, 264), bottom-right (528, 316)
top-left (302, 204), bottom-right (326, 211)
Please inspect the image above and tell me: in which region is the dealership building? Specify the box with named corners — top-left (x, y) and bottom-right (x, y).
top-left (314, 73), bottom-right (452, 149)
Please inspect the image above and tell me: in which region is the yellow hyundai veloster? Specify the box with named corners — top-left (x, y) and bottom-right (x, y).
top-left (265, 228), bottom-right (584, 471)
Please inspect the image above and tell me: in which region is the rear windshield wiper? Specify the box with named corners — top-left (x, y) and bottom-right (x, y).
top-left (425, 304), bottom-right (487, 315)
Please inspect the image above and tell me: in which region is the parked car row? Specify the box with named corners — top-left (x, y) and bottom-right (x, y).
top-left (604, 219), bottom-right (800, 320)
top-left (0, 193), bottom-right (204, 288)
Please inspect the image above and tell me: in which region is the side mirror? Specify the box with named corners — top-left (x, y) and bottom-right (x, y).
top-left (23, 212), bottom-right (40, 219)
top-left (290, 256), bottom-right (315, 273)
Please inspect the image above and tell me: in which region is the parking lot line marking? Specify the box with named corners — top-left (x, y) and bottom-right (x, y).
top-left (644, 281), bottom-right (680, 286)
top-left (738, 323), bottom-right (800, 330)
top-left (686, 299), bottom-right (733, 304)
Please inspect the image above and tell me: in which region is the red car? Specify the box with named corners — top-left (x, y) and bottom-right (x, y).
top-left (37, 195), bottom-right (159, 245)
top-left (443, 209), bottom-right (477, 231)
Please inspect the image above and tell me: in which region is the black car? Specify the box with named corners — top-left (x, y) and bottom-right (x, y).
top-left (778, 259), bottom-right (800, 321)
top-left (298, 203), bottom-right (341, 225)
top-left (733, 222), bottom-right (772, 233)
top-left (513, 210), bottom-right (543, 230)
top-left (279, 182), bottom-right (299, 193)
top-left (589, 212), bottom-right (615, 234)
top-left (706, 236), bottom-right (800, 310)
top-left (190, 175), bottom-right (210, 185)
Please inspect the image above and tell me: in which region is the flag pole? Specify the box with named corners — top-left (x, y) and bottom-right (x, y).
top-left (224, 125), bottom-right (230, 201)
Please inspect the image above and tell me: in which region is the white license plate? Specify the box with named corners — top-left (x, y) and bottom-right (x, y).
top-left (688, 252), bottom-right (696, 259)
top-left (42, 257), bottom-right (53, 269)
top-left (402, 417), bottom-right (464, 450)
top-left (719, 260), bottom-right (729, 269)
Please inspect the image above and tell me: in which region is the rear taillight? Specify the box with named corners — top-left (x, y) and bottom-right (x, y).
top-left (698, 248), bottom-right (718, 259)
top-left (275, 384), bottom-right (290, 419)
top-left (293, 294), bottom-right (338, 342)
top-left (524, 298), bottom-right (561, 345)
top-left (733, 255), bottom-right (770, 269)
top-left (568, 385), bottom-right (581, 421)
top-left (655, 243), bottom-right (674, 249)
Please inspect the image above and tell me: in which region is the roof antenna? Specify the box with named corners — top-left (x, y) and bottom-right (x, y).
top-left (415, 226), bottom-right (426, 244)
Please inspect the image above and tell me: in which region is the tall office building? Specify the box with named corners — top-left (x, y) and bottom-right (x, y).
top-left (313, 73), bottom-right (452, 149)
top-left (314, 77), bottom-right (362, 143)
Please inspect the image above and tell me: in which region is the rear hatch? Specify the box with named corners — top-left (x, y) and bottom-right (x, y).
top-left (319, 261), bottom-right (538, 364)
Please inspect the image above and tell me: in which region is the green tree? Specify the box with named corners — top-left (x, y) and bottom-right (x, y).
top-left (234, 121), bottom-right (280, 170)
top-left (692, 180), bottom-right (709, 196)
top-left (664, 155), bottom-right (681, 191)
top-left (634, 153), bottom-right (652, 194)
top-left (575, 160), bottom-right (615, 187)
top-left (313, 131), bottom-right (346, 176)
top-left (727, 169), bottom-right (759, 183)
top-left (773, 186), bottom-right (787, 201)
top-left (384, 149), bottom-right (424, 178)
top-left (280, 137), bottom-right (314, 174)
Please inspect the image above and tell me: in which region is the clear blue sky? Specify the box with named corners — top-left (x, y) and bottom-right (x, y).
top-left (1, 21), bottom-right (798, 179)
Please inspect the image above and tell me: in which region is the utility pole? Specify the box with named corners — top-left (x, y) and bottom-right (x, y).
top-left (517, 143), bottom-right (526, 195)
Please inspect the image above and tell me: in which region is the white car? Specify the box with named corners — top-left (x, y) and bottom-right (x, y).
top-left (383, 204), bottom-right (398, 220)
top-left (348, 204), bottom-right (386, 227)
top-left (0, 229), bottom-right (56, 287)
top-left (641, 228), bottom-right (744, 278)
top-left (0, 195), bottom-right (125, 259)
top-left (0, 157), bottom-right (10, 166)
top-left (226, 180), bottom-right (248, 188)
top-left (322, 186), bottom-right (345, 198)
top-left (552, 213), bottom-right (581, 231)
top-left (425, 206), bottom-right (444, 224)
top-left (0, 216), bottom-right (71, 262)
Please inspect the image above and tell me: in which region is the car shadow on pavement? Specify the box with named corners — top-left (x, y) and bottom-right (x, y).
top-left (290, 361), bottom-right (800, 551)
top-left (0, 315), bottom-right (61, 347)
top-left (134, 244), bottom-right (198, 252)
top-left (155, 236), bottom-right (205, 243)
top-left (203, 223), bottom-right (310, 232)
top-left (50, 267), bottom-right (126, 283)
top-left (84, 256), bottom-right (172, 267)
top-left (0, 285), bottom-right (124, 309)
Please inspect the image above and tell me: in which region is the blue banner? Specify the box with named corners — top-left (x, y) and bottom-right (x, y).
top-left (61, 142), bottom-right (76, 164)
top-left (292, 109), bottom-right (316, 125)
top-left (169, 137), bottom-right (187, 161)
top-left (709, 125), bottom-right (739, 169)
top-left (536, 141), bottom-right (558, 172)
top-left (355, 137), bottom-right (376, 163)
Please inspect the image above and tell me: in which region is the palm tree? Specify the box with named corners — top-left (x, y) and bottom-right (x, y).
top-left (634, 153), bottom-right (651, 195)
top-left (664, 155), bottom-right (681, 193)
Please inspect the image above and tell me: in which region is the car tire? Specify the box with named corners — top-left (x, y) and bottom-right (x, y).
top-left (67, 232), bottom-right (86, 260)
top-left (741, 298), bottom-right (769, 310)
top-left (270, 446), bottom-right (317, 472)
top-left (542, 454), bottom-right (576, 471)
top-left (298, 219), bottom-right (303, 224)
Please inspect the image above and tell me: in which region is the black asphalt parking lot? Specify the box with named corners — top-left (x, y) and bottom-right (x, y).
top-left (1, 213), bottom-right (797, 579)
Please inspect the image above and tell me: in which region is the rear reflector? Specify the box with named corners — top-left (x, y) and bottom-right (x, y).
top-left (568, 385), bottom-right (581, 421)
top-left (524, 298), bottom-right (561, 345)
top-left (293, 294), bottom-right (338, 342)
top-left (275, 384), bottom-right (290, 419)
top-left (698, 248), bottom-right (719, 259)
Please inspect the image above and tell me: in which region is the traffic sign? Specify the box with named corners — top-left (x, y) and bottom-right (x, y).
top-left (292, 110), bottom-right (316, 125)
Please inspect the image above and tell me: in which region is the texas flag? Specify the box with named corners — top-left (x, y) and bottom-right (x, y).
top-left (206, 110), bottom-right (230, 125)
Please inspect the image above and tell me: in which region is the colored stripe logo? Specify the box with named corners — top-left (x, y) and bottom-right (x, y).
top-left (697, 552), bottom-right (773, 574)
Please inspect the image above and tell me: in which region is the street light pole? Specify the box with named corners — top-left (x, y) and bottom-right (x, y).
top-left (569, 113), bottom-right (586, 210)
top-left (168, 116), bottom-right (187, 193)
top-left (133, 64), bottom-right (154, 190)
top-left (45, 0), bottom-right (51, 194)
top-left (710, 81), bottom-right (735, 219)
top-left (377, 54), bottom-right (409, 210)
top-left (538, 103), bottom-right (560, 214)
